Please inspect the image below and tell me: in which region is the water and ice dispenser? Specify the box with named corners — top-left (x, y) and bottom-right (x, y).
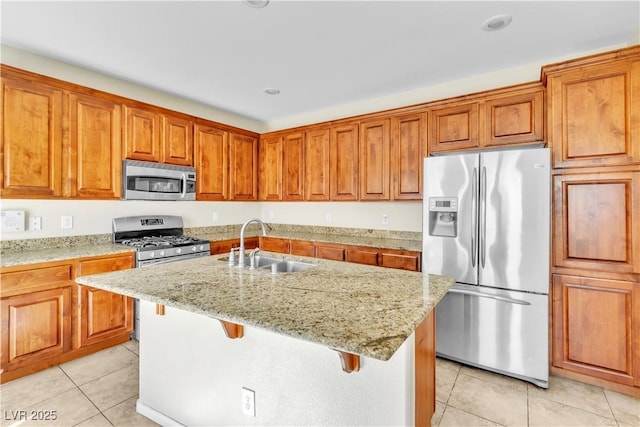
top-left (428, 197), bottom-right (458, 237)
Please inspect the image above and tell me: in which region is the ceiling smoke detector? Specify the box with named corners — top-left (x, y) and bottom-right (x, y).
top-left (482, 14), bottom-right (513, 31)
top-left (243, 0), bottom-right (269, 8)
top-left (264, 88), bottom-right (280, 95)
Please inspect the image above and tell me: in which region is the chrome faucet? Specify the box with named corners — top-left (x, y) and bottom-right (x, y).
top-left (238, 218), bottom-right (267, 267)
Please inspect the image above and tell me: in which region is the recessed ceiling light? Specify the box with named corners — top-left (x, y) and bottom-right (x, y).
top-left (244, 0), bottom-right (269, 8)
top-left (264, 88), bottom-right (280, 95)
top-left (482, 14), bottom-right (512, 31)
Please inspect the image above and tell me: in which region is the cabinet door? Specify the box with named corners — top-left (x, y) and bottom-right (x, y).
top-left (194, 124), bottom-right (228, 200)
top-left (428, 102), bottom-right (479, 153)
top-left (379, 250), bottom-right (421, 272)
top-left (283, 132), bottom-right (305, 201)
top-left (391, 113), bottom-right (425, 200)
top-left (76, 255), bottom-right (134, 348)
top-left (290, 240), bottom-right (315, 257)
top-left (304, 128), bottom-right (330, 201)
top-left (330, 124), bottom-right (359, 200)
top-left (260, 237), bottom-right (290, 254)
top-left (259, 134), bottom-right (282, 200)
top-left (552, 275), bottom-right (639, 385)
top-left (359, 119), bottom-right (390, 200)
top-left (67, 93), bottom-right (121, 199)
top-left (548, 60), bottom-right (640, 168)
top-left (229, 133), bottom-right (258, 200)
top-left (553, 171), bottom-right (640, 274)
top-left (345, 247), bottom-right (379, 266)
top-left (1, 286), bottom-right (72, 370)
top-left (316, 243), bottom-right (345, 261)
top-left (1, 77), bottom-right (63, 197)
top-left (484, 88), bottom-right (544, 147)
top-left (162, 115), bottom-right (193, 166)
top-left (123, 105), bottom-right (160, 162)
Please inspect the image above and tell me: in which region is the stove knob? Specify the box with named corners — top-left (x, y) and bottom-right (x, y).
top-left (149, 251), bottom-right (155, 258)
top-left (159, 250), bottom-right (165, 257)
top-left (176, 248), bottom-right (182, 254)
top-left (199, 245), bottom-right (205, 251)
top-left (191, 246), bottom-right (197, 252)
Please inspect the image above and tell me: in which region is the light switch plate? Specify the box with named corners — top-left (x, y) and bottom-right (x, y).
top-left (61, 215), bottom-right (73, 229)
top-left (1, 210), bottom-right (25, 232)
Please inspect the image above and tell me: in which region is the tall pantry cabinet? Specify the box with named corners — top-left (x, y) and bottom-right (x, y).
top-left (543, 46), bottom-right (640, 394)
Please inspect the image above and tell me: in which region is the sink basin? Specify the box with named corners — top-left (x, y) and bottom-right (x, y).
top-left (261, 260), bottom-right (317, 273)
top-left (253, 255), bottom-right (281, 268)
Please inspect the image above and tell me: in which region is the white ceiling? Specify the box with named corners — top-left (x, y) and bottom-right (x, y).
top-left (2, 1), bottom-right (639, 128)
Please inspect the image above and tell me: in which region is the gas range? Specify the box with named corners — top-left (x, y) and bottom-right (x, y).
top-left (113, 215), bottom-right (210, 267)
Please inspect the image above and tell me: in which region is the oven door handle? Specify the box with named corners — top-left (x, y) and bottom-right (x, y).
top-left (180, 173), bottom-right (187, 199)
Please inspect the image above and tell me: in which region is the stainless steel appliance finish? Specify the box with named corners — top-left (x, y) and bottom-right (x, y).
top-left (423, 147), bottom-right (550, 388)
top-left (122, 160), bottom-right (196, 201)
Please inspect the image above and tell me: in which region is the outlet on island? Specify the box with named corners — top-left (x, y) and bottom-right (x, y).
top-left (241, 387), bottom-right (255, 417)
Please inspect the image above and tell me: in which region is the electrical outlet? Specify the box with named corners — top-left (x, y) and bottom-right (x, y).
top-left (61, 215), bottom-right (73, 229)
top-left (29, 216), bottom-right (42, 230)
top-left (325, 212), bottom-right (332, 223)
top-left (241, 387), bottom-right (255, 417)
top-left (268, 210), bottom-right (274, 220)
top-left (382, 214), bottom-right (389, 225)
top-left (212, 212), bottom-right (219, 221)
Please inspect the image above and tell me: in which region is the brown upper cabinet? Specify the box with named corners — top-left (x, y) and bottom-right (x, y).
top-left (67, 93), bottom-right (122, 199)
top-left (283, 132), bottom-right (305, 201)
top-left (330, 123), bottom-right (359, 200)
top-left (258, 134), bottom-right (283, 200)
top-left (428, 83), bottom-right (544, 154)
top-left (305, 127), bottom-right (331, 201)
top-left (359, 119), bottom-right (390, 200)
top-left (543, 52), bottom-right (640, 169)
top-left (391, 112), bottom-right (427, 200)
top-left (228, 133), bottom-right (258, 200)
top-left (124, 105), bottom-right (194, 166)
top-left (1, 76), bottom-right (63, 198)
top-left (194, 124), bottom-right (228, 200)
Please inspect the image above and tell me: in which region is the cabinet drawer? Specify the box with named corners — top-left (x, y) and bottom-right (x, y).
top-left (77, 254), bottom-right (134, 276)
top-left (290, 240), bottom-right (315, 257)
top-left (260, 237), bottom-right (290, 253)
top-left (316, 244), bottom-right (345, 261)
top-left (380, 253), bottom-right (420, 271)
top-left (345, 248), bottom-right (379, 266)
top-left (1, 265), bottom-right (72, 295)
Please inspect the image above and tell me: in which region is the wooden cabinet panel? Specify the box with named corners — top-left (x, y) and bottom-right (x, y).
top-left (260, 236), bottom-right (290, 254)
top-left (290, 240), bottom-right (315, 257)
top-left (123, 105), bottom-right (160, 162)
top-left (1, 265), bottom-right (72, 296)
top-left (360, 119), bottom-right (390, 200)
top-left (194, 124), bottom-right (228, 200)
top-left (547, 60), bottom-right (640, 168)
top-left (345, 248), bottom-right (378, 266)
top-left (283, 132), bottom-right (305, 201)
top-left (229, 133), bottom-right (258, 200)
top-left (331, 124), bottom-right (359, 200)
top-left (379, 252), bottom-right (421, 272)
top-left (1, 286), bottom-right (72, 370)
top-left (68, 93), bottom-right (121, 198)
top-left (553, 275), bottom-right (639, 385)
top-left (305, 128), bottom-right (330, 201)
top-left (554, 171), bottom-right (640, 274)
top-left (484, 89), bottom-right (543, 147)
top-left (259, 134), bottom-right (282, 200)
top-left (315, 243), bottom-right (345, 261)
top-left (78, 286), bottom-right (133, 348)
top-left (391, 113), bottom-right (425, 200)
top-left (1, 77), bottom-right (63, 198)
top-left (162, 115), bottom-right (193, 166)
top-left (77, 254), bottom-right (134, 276)
top-left (209, 238), bottom-right (258, 255)
top-left (429, 102), bottom-right (479, 153)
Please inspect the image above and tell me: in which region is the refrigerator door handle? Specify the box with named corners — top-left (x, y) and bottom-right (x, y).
top-left (447, 288), bottom-right (532, 306)
top-left (480, 166), bottom-right (487, 268)
top-left (471, 167), bottom-right (478, 267)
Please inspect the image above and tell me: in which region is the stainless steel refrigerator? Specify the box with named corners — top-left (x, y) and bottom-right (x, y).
top-left (423, 147), bottom-right (550, 388)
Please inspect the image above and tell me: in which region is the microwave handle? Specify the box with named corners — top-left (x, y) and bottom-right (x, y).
top-left (180, 173), bottom-right (187, 199)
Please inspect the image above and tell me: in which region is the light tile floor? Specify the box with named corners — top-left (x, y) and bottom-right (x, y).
top-left (1, 341), bottom-right (638, 426)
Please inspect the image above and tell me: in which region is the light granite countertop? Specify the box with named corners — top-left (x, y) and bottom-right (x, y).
top-left (0, 244), bottom-right (135, 268)
top-left (76, 252), bottom-right (453, 361)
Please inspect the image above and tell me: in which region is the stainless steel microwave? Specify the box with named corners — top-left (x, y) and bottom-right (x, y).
top-left (122, 160), bottom-right (196, 201)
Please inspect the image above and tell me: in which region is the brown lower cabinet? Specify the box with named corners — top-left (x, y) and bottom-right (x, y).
top-left (0, 253), bottom-right (135, 383)
top-left (257, 236), bottom-right (421, 272)
top-left (552, 274), bottom-right (640, 388)
top-left (209, 237), bottom-right (259, 255)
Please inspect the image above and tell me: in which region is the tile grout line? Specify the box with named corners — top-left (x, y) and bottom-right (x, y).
top-left (58, 366), bottom-right (114, 427)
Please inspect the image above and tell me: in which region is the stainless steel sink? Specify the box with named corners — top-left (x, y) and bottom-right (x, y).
top-left (261, 260), bottom-right (316, 273)
top-left (253, 255), bottom-right (282, 268)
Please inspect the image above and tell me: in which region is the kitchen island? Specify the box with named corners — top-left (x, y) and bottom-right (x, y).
top-left (76, 252), bottom-right (454, 426)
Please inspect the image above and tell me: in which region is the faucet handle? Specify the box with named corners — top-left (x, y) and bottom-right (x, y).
top-left (228, 247), bottom-right (239, 266)
top-left (248, 248), bottom-right (260, 270)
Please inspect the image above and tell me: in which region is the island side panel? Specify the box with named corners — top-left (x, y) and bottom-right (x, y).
top-left (137, 300), bottom-right (417, 426)
top-left (415, 309), bottom-right (436, 426)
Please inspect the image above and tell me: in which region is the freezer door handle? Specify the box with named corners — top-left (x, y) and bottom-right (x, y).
top-left (480, 166), bottom-right (487, 268)
top-left (471, 167), bottom-right (478, 267)
top-left (447, 288), bottom-right (532, 305)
